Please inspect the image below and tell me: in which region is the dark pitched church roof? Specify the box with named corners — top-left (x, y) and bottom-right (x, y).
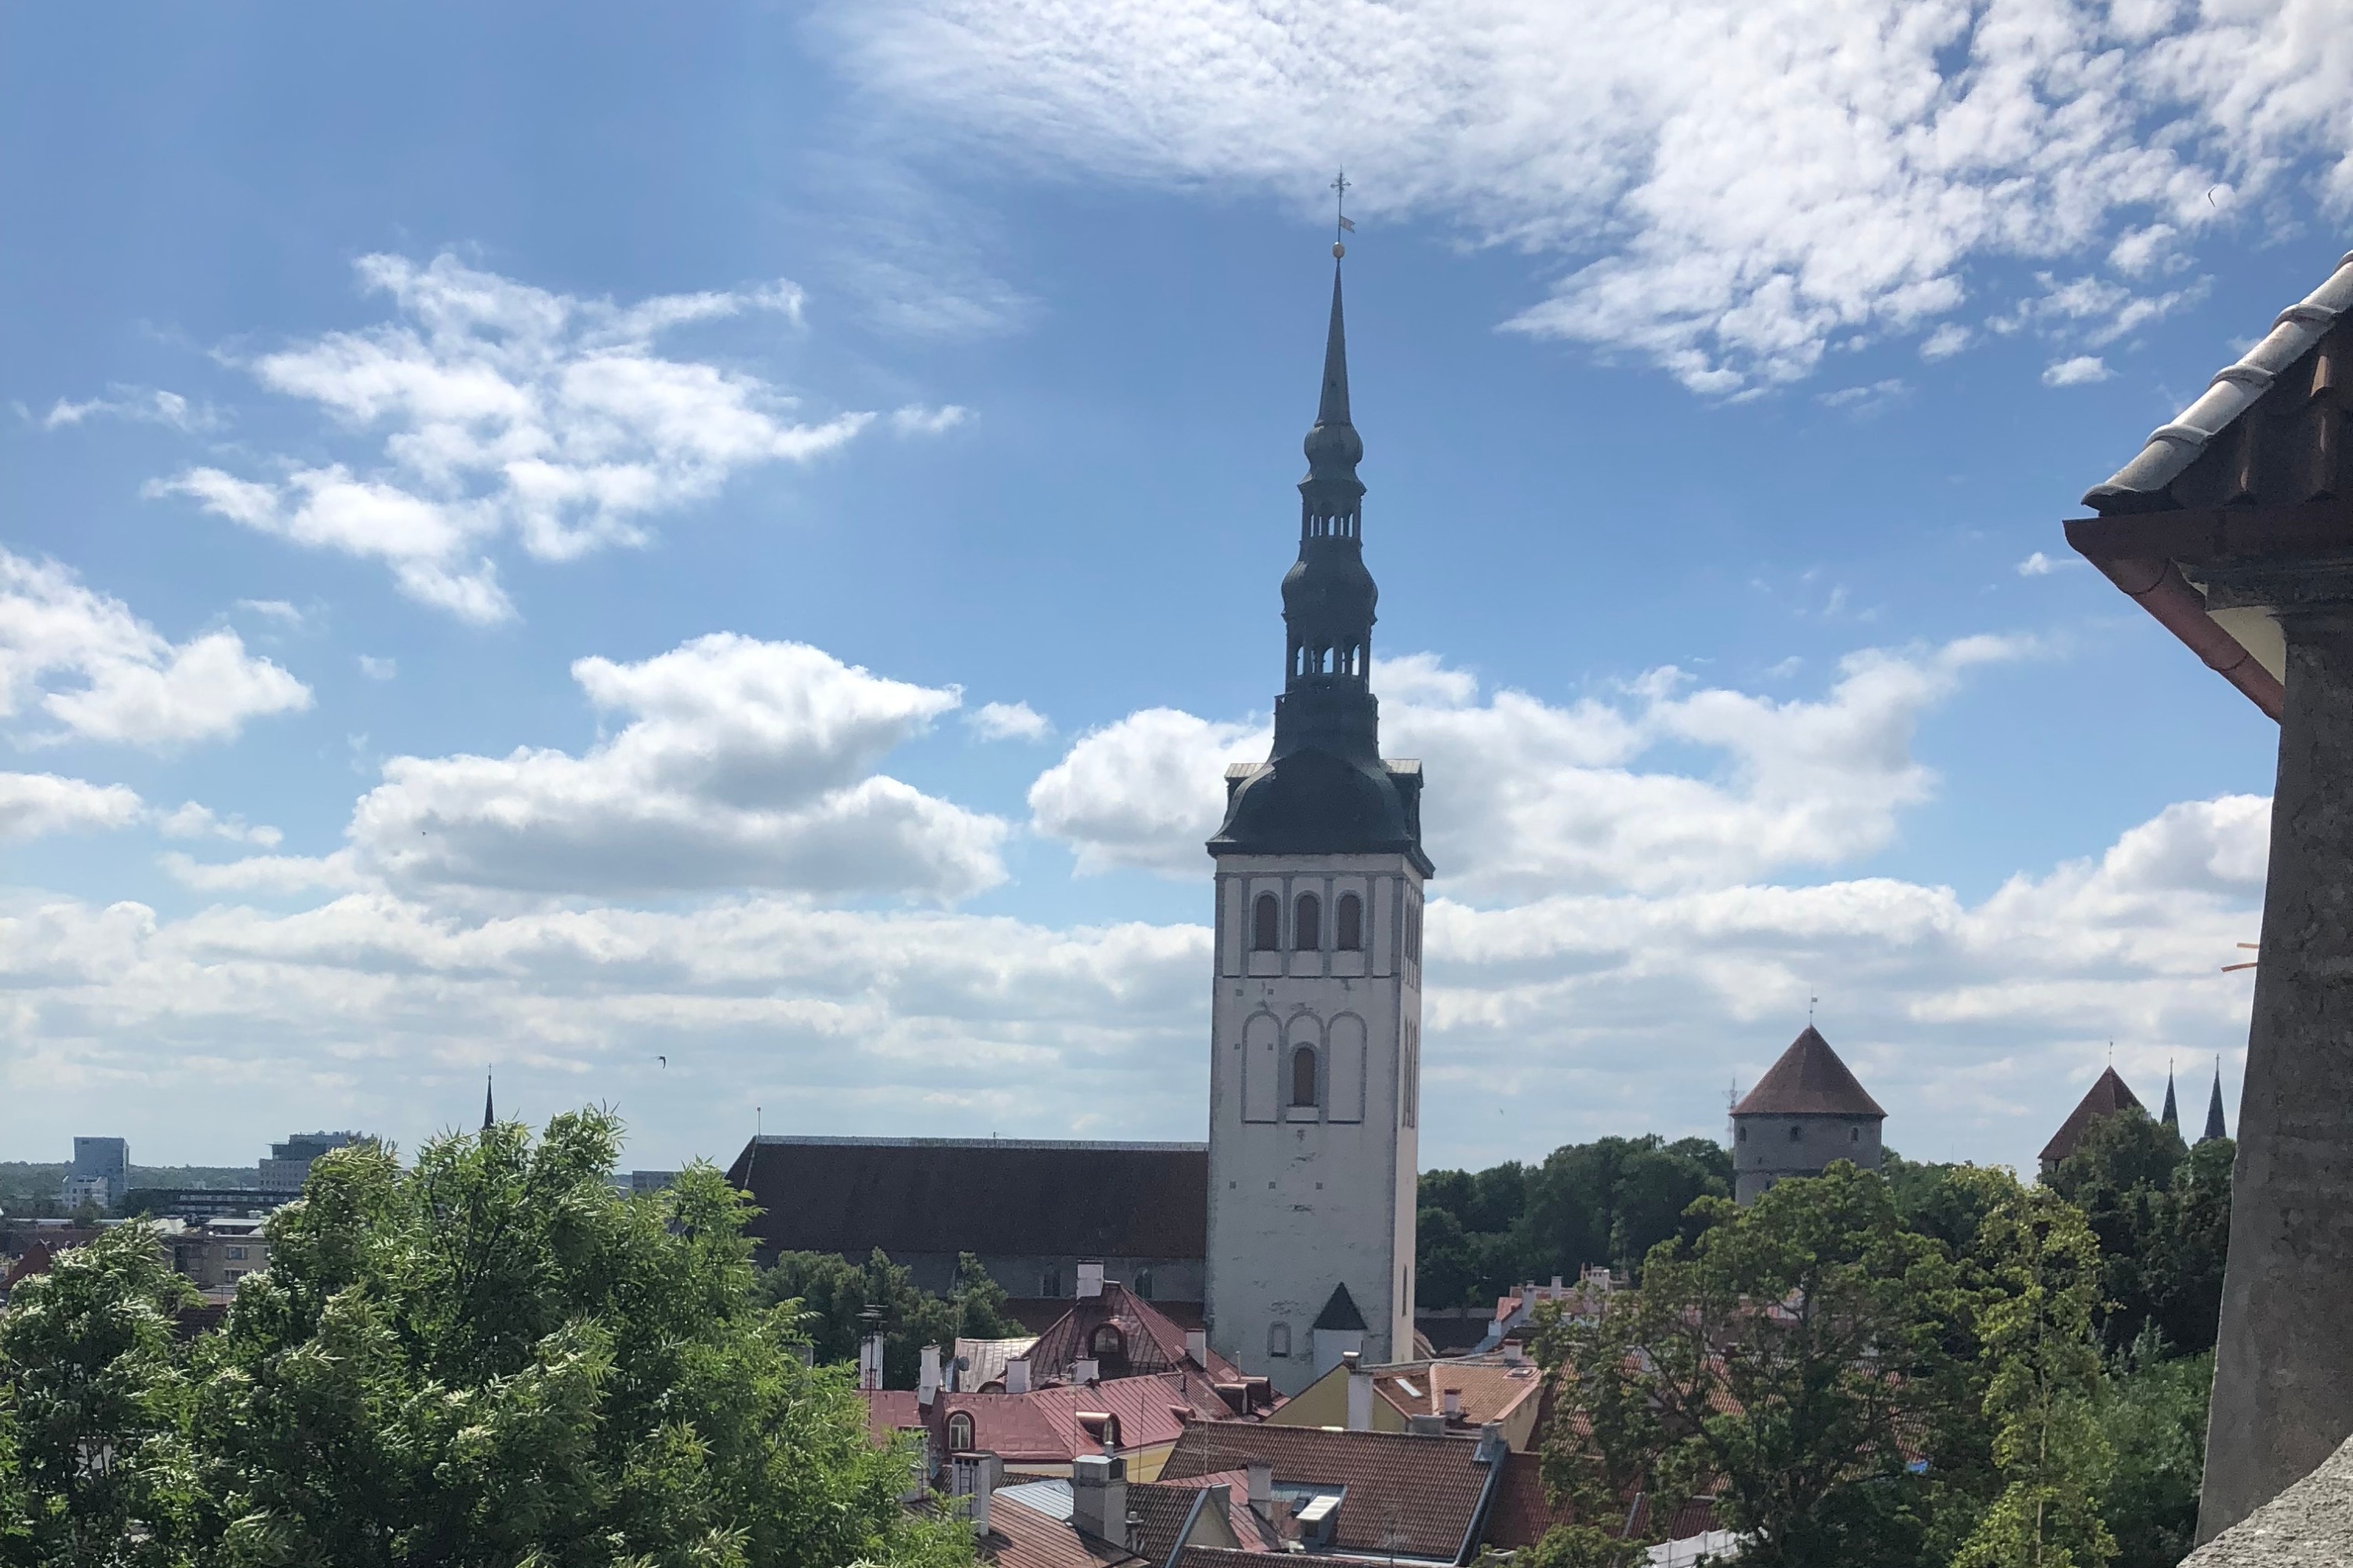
top-left (1730, 1028), bottom-right (1885, 1119)
top-left (726, 1136), bottom-right (1207, 1262)
top-left (1312, 1283), bottom-right (1368, 1333)
top-left (2039, 1067), bottom-right (2145, 1170)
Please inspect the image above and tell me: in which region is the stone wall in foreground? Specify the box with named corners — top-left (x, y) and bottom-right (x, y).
top-left (2185, 1432), bottom-right (2353, 1566)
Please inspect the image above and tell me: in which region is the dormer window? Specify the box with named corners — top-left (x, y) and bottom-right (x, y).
top-left (1090, 1323), bottom-right (1126, 1359)
top-left (1294, 892), bottom-right (1321, 950)
top-left (1335, 893), bottom-right (1362, 951)
top-left (1253, 894), bottom-right (1280, 951)
top-left (947, 1413), bottom-right (975, 1453)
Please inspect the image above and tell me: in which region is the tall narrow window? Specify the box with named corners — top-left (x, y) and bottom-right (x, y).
top-left (1294, 892), bottom-right (1321, 950)
top-left (1335, 893), bottom-right (1362, 951)
top-left (1291, 1046), bottom-right (1318, 1107)
top-left (1268, 1322), bottom-right (1291, 1358)
top-left (1253, 893), bottom-right (1280, 951)
top-left (947, 1413), bottom-right (975, 1452)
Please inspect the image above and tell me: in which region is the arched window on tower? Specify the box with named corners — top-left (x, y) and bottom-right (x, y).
top-left (947, 1413), bottom-right (975, 1453)
top-left (1253, 894), bottom-right (1280, 951)
top-left (1294, 892), bottom-right (1321, 950)
top-left (1335, 893), bottom-right (1362, 951)
top-left (1291, 1046), bottom-right (1318, 1108)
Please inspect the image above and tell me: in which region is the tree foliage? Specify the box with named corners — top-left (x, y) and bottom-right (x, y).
top-left (2097, 1337), bottom-right (2209, 1568)
top-left (755, 1248), bottom-right (1018, 1388)
top-left (0, 1110), bottom-right (974, 1568)
top-left (1420, 1136), bottom-right (1733, 1306)
top-left (2043, 1114), bottom-right (2232, 1355)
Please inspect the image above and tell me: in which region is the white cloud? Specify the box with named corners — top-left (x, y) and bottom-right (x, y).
top-left (0, 791), bottom-right (2264, 1173)
top-left (1031, 638), bottom-right (2031, 898)
top-left (148, 254), bottom-right (882, 622)
top-left (331, 633), bottom-right (1005, 900)
top-left (892, 403), bottom-right (972, 435)
top-left (967, 700), bottom-right (1051, 741)
top-left (825, 0), bottom-right (2353, 391)
top-left (0, 548), bottom-right (311, 749)
top-left (157, 802), bottom-right (283, 848)
top-left (0, 773), bottom-right (144, 842)
top-left (1029, 708), bottom-right (1270, 875)
top-left (2017, 550), bottom-right (2078, 576)
top-left (235, 599), bottom-right (304, 626)
top-left (2043, 355), bottom-right (2113, 386)
top-left (1920, 323), bottom-right (1973, 361)
top-left (42, 386), bottom-right (216, 433)
top-left (358, 655), bottom-right (397, 681)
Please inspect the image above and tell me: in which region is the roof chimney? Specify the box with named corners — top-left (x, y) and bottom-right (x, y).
top-left (1078, 1260), bottom-right (1106, 1298)
top-left (1246, 1459), bottom-right (1274, 1517)
top-left (951, 1452), bottom-right (998, 1536)
top-left (1500, 1341), bottom-right (1525, 1366)
top-left (919, 1344), bottom-right (943, 1406)
top-left (1005, 1357), bottom-right (1030, 1395)
top-left (1184, 1327), bottom-right (1208, 1365)
top-left (1407, 1413), bottom-right (1445, 1436)
top-left (1344, 1350), bottom-right (1373, 1432)
top-left (1442, 1387), bottom-right (1462, 1420)
top-left (1549, 1274), bottom-right (1564, 1293)
top-left (1073, 1357), bottom-right (1100, 1385)
top-left (1071, 1453), bottom-right (1128, 1544)
top-left (858, 1323), bottom-right (886, 1392)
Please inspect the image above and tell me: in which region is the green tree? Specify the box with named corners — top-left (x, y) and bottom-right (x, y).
top-left (1537, 1164), bottom-right (1958, 1568)
top-left (1952, 1174), bottom-right (2114, 1568)
top-left (755, 1249), bottom-right (1017, 1388)
top-left (2097, 1335), bottom-right (2209, 1568)
top-left (0, 1221), bottom-right (200, 1564)
top-left (193, 1111), bottom-right (970, 1568)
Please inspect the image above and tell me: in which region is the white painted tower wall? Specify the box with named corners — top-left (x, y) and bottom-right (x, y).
top-left (1206, 852), bottom-right (1424, 1393)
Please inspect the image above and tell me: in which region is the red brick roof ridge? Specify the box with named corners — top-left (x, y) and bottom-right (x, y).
top-left (2038, 1065), bottom-right (2147, 1167)
top-left (1730, 1026), bottom-right (1886, 1119)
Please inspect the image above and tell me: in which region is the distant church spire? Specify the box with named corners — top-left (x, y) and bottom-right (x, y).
top-left (482, 1071), bottom-right (496, 1133)
top-left (2161, 1063), bottom-right (2180, 1133)
top-left (2202, 1059), bottom-right (2229, 1144)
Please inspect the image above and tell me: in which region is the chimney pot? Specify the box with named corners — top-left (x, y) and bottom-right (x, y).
top-left (1005, 1357), bottom-right (1030, 1395)
top-left (1247, 1459), bottom-right (1274, 1515)
top-left (1078, 1261), bottom-right (1105, 1298)
top-left (1184, 1328), bottom-right (1208, 1364)
top-left (919, 1344), bottom-right (943, 1406)
top-left (1071, 1453), bottom-right (1127, 1544)
top-left (1074, 1357), bottom-right (1100, 1385)
top-left (1443, 1387), bottom-right (1462, 1419)
top-left (1344, 1352), bottom-right (1373, 1432)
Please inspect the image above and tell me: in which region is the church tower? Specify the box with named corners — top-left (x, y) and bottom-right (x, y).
top-left (1204, 253), bottom-right (1431, 1393)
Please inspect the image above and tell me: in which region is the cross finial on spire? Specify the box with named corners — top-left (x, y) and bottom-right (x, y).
top-left (1331, 169), bottom-right (1355, 257)
top-left (1808, 993), bottom-right (1817, 1025)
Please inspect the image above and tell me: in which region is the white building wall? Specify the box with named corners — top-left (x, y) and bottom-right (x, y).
top-left (1206, 852), bottom-right (1424, 1394)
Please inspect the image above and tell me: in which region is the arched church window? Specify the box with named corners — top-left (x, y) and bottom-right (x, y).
top-left (947, 1413), bottom-right (975, 1453)
top-left (1295, 892), bottom-right (1321, 950)
top-left (1850, 1126), bottom-right (1860, 1143)
top-left (1787, 1124), bottom-right (1803, 1143)
top-left (1253, 894), bottom-right (1280, 951)
top-left (1292, 1046), bottom-right (1318, 1107)
top-left (1335, 893), bottom-right (1362, 951)
top-left (1268, 1322), bottom-right (1291, 1358)
top-left (1737, 1125), bottom-right (1747, 1143)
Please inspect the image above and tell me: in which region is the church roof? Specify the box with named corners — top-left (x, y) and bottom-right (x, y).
top-left (1312, 1282), bottom-right (1368, 1332)
top-left (2202, 1066), bottom-right (2230, 1144)
top-left (1730, 1028), bottom-right (1885, 1119)
top-left (726, 1136), bottom-right (1206, 1263)
top-left (2038, 1067), bottom-right (2146, 1169)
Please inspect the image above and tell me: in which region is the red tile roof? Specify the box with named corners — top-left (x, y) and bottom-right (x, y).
top-left (1025, 1283), bottom-right (1245, 1386)
top-left (1732, 1028), bottom-right (1885, 1119)
top-left (1158, 1421), bottom-right (1504, 1562)
top-left (986, 1490), bottom-right (1142, 1568)
top-left (867, 1370), bottom-right (1236, 1467)
top-left (2039, 1067), bottom-right (2146, 1168)
top-left (1373, 1360), bottom-right (1547, 1431)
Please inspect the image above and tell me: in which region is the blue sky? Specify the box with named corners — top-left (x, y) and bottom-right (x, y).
top-left (2, 0), bottom-right (2332, 1173)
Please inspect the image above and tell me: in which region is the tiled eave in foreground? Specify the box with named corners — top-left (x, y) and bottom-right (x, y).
top-left (2068, 250), bottom-right (2353, 722)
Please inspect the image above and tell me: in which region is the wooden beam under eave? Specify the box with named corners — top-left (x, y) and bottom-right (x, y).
top-left (2064, 545), bottom-right (2286, 721)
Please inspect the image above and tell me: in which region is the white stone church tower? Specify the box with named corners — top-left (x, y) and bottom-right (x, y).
top-left (1204, 257), bottom-right (1431, 1394)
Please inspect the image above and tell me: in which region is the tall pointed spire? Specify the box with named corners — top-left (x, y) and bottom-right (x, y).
top-left (2162, 1064), bottom-right (2180, 1132)
top-left (482, 1071), bottom-right (496, 1133)
top-left (1206, 224), bottom-right (1430, 876)
top-left (2202, 1060), bottom-right (2229, 1144)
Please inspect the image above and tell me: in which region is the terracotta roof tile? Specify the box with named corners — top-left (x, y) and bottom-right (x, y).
top-left (1158, 1421), bottom-right (1502, 1562)
top-left (1373, 1360), bottom-right (1545, 1430)
top-left (2039, 1067), bottom-right (2145, 1168)
top-left (867, 1370), bottom-right (1236, 1466)
top-left (987, 1489), bottom-right (1142, 1568)
top-left (1026, 1283), bottom-right (1245, 1385)
top-left (1731, 1028), bottom-right (1885, 1119)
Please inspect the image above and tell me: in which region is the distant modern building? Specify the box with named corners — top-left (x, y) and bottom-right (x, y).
top-left (726, 1135), bottom-right (1208, 1322)
top-left (1729, 1027), bottom-right (1886, 1203)
top-left (2038, 1066), bottom-right (2145, 1175)
top-left (259, 1131), bottom-right (366, 1191)
top-left (64, 1137), bottom-right (129, 1208)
